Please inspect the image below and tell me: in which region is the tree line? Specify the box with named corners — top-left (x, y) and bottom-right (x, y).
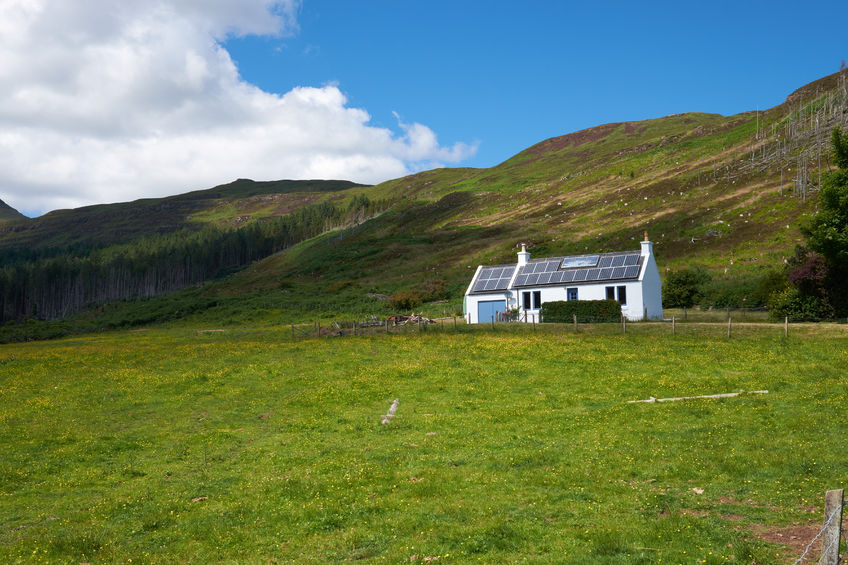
top-left (0, 196), bottom-right (386, 321)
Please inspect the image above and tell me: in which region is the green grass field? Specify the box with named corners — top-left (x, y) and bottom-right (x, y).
top-left (1, 324), bottom-right (847, 563)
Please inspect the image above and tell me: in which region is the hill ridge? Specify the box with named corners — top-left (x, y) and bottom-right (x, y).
top-left (0, 198), bottom-right (25, 223)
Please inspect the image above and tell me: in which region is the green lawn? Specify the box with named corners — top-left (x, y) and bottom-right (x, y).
top-left (1, 325), bottom-right (846, 563)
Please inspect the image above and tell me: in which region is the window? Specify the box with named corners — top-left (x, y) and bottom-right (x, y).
top-left (532, 291), bottom-right (541, 309)
top-left (605, 286), bottom-right (615, 300)
top-left (522, 291), bottom-right (531, 310)
top-left (617, 286), bottom-right (627, 305)
top-left (567, 287), bottom-right (578, 301)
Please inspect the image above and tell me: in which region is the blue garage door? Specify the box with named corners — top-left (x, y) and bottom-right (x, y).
top-left (477, 300), bottom-right (507, 323)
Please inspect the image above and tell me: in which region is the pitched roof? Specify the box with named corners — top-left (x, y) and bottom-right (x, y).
top-left (469, 250), bottom-right (643, 294)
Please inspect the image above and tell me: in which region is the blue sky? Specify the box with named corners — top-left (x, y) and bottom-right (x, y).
top-left (225, 0), bottom-right (848, 169)
top-left (0, 0), bottom-right (846, 215)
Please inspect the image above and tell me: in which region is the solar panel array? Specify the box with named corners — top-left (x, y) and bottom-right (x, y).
top-left (512, 253), bottom-right (642, 288)
top-left (471, 265), bottom-right (516, 292)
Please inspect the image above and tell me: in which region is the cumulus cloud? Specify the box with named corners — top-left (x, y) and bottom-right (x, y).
top-left (0, 0), bottom-right (476, 215)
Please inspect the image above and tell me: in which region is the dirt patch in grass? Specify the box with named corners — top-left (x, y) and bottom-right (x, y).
top-left (748, 522), bottom-right (821, 560)
top-left (747, 515), bottom-right (848, 562)
top-left (680, 509), bottom-right (710, 518)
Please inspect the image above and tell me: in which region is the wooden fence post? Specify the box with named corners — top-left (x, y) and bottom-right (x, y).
top-left (727, 316), bottom-right (731, 338)
top-left (672, 316), bottom-right (676, 336)
top-left (385, 319), bottom-right (389, 334)
top-left (621, 315), bottom-right (626, 334)
top-left (822, 488), bottom-right (844, 565)
top-left (291, 324), bottom-right (294, 340)
top-left (573, 314), bottom-right (577, 332)
top-left (453, 316), bottom-right (457, 330)
top-left (491, 315), bottom-right (495, 330)
top-left (785, 316), bottom-right (789, 338)
top-left (317, 321), bottom-right (320, 338)
top-left (353, 321), bottom-right (357, 336)
top-left (532, 314), bottom-right (536, 331)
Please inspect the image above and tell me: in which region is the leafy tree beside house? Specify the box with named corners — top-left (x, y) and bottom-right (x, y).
top-left (662, 267), bottom-right (712, 308)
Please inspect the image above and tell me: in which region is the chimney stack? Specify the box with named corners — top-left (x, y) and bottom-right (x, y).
top-left (640, 232), bottom-right (653, 257)
top-left (517, 243), bottom-right (530, 266)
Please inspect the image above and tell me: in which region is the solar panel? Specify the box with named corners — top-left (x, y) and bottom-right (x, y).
top-left (624, 265), bottom-right (640, 278)
top-left (561, 255), bottom-right (599, 269)
top-left (471, 265), bottom-right (516, 292)
top-left (473, 250), bottom-right (642, 292)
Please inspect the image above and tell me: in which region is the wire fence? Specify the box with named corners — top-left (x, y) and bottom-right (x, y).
top-left (284, 314), bottom-right (847, 341)
top-left (793, 490), bottom-right (845, 564)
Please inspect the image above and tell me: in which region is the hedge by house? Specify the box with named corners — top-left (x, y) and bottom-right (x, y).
top-left (541, 300), bottom-right (622, 323)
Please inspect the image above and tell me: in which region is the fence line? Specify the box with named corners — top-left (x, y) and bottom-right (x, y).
top-left (793, 489), bottom-right (845, 565)
top-left (281, 315), bottom-right (847, 341)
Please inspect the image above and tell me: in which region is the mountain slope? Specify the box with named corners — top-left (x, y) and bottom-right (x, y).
top-left (0, 199), bottom-right (25, 223)
top-left (0, 178), bottom-right (368, 250)
top-left (2, 69), bottom-right (847, 329)
top-left (204, 70), bottom-right (848, 312)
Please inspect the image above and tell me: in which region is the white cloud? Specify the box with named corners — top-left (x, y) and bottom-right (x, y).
top-left (0, 0), bottom-right (476, 215)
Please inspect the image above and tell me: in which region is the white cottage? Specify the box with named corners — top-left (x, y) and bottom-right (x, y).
top-left (464, 234), bottom-right (663, 323)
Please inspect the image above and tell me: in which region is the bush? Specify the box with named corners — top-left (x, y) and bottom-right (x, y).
top-left (662, 268), bottom-right (711, 308)
top-left (388, 280), bottom-right (448, 311)
top-left (541, 300), bottom-right (622, 323)
top-left (751, 270), bottom-right (787, 306)
top-left (767, 287), bottom-right (833, 321)
top-left (388, 289), bottom-right (424, 310)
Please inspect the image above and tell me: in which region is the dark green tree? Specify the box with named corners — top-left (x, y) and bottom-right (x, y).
top-left (662, 267), bottom-right (712, 308)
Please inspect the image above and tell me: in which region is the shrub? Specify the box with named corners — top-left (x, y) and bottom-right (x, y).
top-left (388, 280), bottom-right (448, 311)
top-left (541, 300), bottom-right (622, 323)
top-left (388, 289), bottom-right (424, 311)
top-left (751, 270), bottom-right (787, 306)
top-left (662, 268), bottom-right (712, 308)
top-left (418, 279), bottom-right (448, 302)
top-left (767, 287), bottom-right (833, 321)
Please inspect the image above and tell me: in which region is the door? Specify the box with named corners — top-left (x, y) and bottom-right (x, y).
top-left (477, 300), bottom-right (506, 323)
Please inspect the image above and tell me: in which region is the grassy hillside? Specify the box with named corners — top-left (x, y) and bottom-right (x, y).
top-left (0, 199), bottom-right (24, 223)
top-left (164, 70), bottom-right (845, 325)
top-left (2, 325), bottom-right (846, 562)
top-left (2, 70), bottom-right (847, 331)
top-left (0, 179), bottom-right (368, 249)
